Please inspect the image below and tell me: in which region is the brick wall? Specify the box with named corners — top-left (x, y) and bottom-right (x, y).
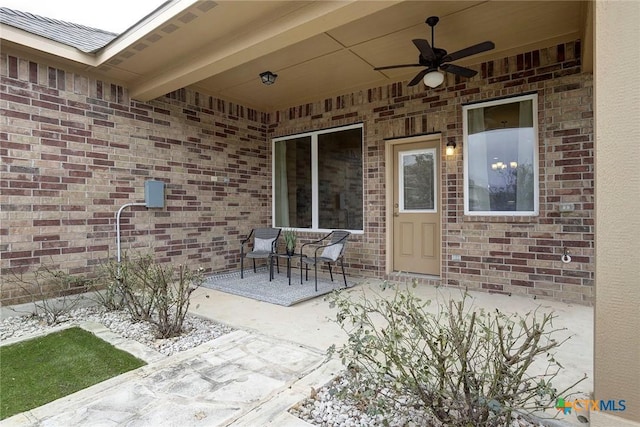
top-left (1, 52), bottom-right (270, 305)
top-left (270, 40), bottom-right (594, 305)
top-left (1, 40), bottom-right (593, 306)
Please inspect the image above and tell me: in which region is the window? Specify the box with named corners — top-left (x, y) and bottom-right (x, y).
top-left (273, 124), bottom-right (363, 231)
top-left (399, 148), bottom-right (437, 212)
top-left (463, 94), bottom-right (539, 215)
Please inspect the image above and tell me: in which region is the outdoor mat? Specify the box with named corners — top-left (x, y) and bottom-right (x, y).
top-left (201, 266), bottom-right (352, 306)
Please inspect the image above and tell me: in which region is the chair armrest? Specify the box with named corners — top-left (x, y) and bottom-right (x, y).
top-left (313, 245), bottom-right (325, 258)
top-left (270, 238), bottom-right (279, 253)
top-left (311, 242), bottom-right (334, 256)
top-left (301, 239), bottom-right (321, 250)
top-left (242, 230), bottom-right (254, 243)
top-left (300, 232), bottom-right (332, 253)
top-left (312, 235), bottom-right (348, 258)
top-left (240, 230), bottom-right (254, 252)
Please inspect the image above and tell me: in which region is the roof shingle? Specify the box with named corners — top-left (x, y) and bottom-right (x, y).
top-left (0, 7), bottom-right (117, 53)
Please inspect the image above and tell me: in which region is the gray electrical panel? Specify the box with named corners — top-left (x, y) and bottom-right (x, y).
top-left (144, 180), bottom-right (165, 208)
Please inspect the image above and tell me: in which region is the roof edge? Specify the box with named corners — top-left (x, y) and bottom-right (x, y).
top-left (96, 0), bottom-right (200, 63)
top-left (0, 1), bottom-right (200, 71)
top-left (0, 24), bottom-right (100, 66)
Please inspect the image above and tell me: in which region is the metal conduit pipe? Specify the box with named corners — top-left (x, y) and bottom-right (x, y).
top-left (116, 202), bottom-right (146, 264)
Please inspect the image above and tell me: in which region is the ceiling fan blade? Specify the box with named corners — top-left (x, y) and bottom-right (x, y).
top-left (442, 41), bottom-right (495, 63)
top-left (408, 68), bottom-right (430, 86)
top-left (440, 63), bottom-right (477, 78)
top-left (374, 64), bottom-right (422, 71)
top-left (412, 39), bottom-right (436, 61)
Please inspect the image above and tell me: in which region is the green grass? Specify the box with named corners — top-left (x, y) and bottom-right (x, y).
top-left (0, 326), bottom-right (146, 420)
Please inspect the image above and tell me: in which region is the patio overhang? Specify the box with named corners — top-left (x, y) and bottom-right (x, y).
top-left (0, 0), bottom-right (592, 111)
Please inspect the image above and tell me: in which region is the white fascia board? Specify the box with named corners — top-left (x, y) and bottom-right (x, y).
top-left (0, 24), bottom-right (99, 66)
top-left (0, 0), bottom-right (199, 70)
top-left (95, 0), bottom-right (199, 64)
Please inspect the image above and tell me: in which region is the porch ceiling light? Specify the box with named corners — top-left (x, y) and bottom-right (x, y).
top-left (423, 70), bottom-right (444, 88)
top-left (260, 71), bottom-right (278, 85)
top-left (446, 139), bottom-right (457, 156)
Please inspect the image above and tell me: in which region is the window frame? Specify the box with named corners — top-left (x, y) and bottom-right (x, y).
top-left (271, 123), bottom-right (364, 233)
top-left (462, 93), bottom-right (539, 216)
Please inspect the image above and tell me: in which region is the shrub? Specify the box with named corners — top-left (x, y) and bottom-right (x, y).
top-left (99, 254), bottom-right (157, 321)
top-left (6, 264), bottom-right (90, 325)
top-left (327, 283), bottom-right (586, 426)
top-left (99, 253), bottom-right (204, 338)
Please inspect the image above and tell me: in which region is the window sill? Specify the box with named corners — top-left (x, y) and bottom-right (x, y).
top-left (462, 215), bottom-right (538, 224)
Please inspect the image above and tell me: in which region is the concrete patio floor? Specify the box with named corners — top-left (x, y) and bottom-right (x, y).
top-left (191, 279), bottom-right (595, 419)
top-left (1, 280), bottom-right (594, 426)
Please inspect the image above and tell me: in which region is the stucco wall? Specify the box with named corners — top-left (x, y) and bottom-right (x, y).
top-left (593, 1), bottom-right (640, 425)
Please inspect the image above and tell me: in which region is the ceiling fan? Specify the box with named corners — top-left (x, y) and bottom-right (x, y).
top-left (374, 16), bottom-right (495, 88)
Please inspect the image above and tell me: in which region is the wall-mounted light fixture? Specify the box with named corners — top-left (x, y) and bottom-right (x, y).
top-left (445, 139), bottom-right (457, 156)
top-left (259, 71), bottom-right (278, 85)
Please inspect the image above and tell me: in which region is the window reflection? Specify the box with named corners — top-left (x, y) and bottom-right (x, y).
top-left (401, 151), bottom-right (435, 211)
top-left (274, 126), bottom-right (363, 230)
top-left (274, 137), bottom-right (312, 228)
top-left (318, 129), bottom-right (363, 229)
top-left (465, 96), bottom-right (537, 214)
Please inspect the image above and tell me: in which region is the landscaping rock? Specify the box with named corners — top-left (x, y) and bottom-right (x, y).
top-left (0, 306), bottom-right (234, 357)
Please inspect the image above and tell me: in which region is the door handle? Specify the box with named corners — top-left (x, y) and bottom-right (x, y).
top-left (393, 212), bottom-right (399, 217)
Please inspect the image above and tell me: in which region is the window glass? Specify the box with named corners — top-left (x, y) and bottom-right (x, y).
top-left (464, 95), bottom-right (538, 215)
top-left (273, 125), bottom-right (363, 230)
top-left (274, 137), bottom-right (312, 228)
top-left (318, 129), bottom-right (363, 229)
top-left (400, 149), bottom-right (436, 211)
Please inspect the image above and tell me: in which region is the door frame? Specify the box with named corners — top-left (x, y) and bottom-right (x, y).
top-left (384, 133), bottom-right (443, 276)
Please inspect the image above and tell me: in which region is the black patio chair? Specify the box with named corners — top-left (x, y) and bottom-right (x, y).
top-left (300, 230), bottom-right (350, 291)
top-left (240, 228), bottom-right (281, 278)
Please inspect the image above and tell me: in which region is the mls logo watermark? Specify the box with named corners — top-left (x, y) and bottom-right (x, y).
top-left (556, 397), bottom-right (627, 415)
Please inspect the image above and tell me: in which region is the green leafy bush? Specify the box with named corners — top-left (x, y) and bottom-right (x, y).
top-left (328, 283), bottom-right (585, 426)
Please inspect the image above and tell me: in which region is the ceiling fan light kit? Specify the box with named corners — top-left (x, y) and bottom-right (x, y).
top-left (374, 16), bottom-right (495, 88)
top-left (423, 71), bottom-right (444, 88)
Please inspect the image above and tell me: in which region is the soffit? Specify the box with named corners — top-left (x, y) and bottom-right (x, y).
top-left (1, 0), bottom-right (590, 111)
top-left (192, 0), bottom-right (585, 110)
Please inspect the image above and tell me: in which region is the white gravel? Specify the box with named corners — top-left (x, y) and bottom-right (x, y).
top-left (290, 375), bottom-right (549, 427)
top-left (290, 375), bottom-right (432, 427)
top-left (0, 306), bottom-right (234, 357)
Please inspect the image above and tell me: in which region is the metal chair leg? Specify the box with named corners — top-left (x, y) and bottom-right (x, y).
top-left (253, 259), bottom-right (256, 273)
top-left (241, 253), bottom-right (244, 278)
top-left (327, 263), bottom-right (333, 281)
top-left (340, 259), bottom-right (347, 287)
top-left (314, 260), bottom-right (318, 292)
